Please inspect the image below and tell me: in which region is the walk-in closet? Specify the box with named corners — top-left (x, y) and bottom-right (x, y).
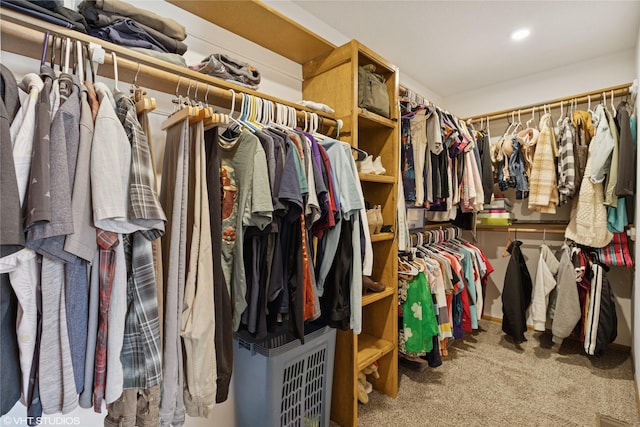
top-left (1, 1), bottom-right (639, 427)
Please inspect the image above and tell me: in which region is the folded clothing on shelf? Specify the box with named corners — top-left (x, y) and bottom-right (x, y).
top-left (128, 47), bottom-right (187, 68)
top-left (298, 100), bottom-right (335, 114)
top-left (79, 0), bottom-right (188, 54)
top-left (2, 0), bottom-right (88, 32)
top-left (190, 53), bottom-right (261, 90)
top-left (89, 18), bottom-right (174, 53)
top-left (81, 0), bottom-right (186, 40)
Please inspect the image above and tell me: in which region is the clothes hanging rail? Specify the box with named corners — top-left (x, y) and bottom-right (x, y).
top-left (0, 8), bottom-right (340, 134)
top-left (399, 84), bottom-right (430, 106)
top-left (464, 83), bottom-right (632, 123)
top-left (477, 226), bottom-right (566, 235)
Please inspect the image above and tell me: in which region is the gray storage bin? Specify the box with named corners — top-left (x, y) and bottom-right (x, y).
top-left (233, 324), bottom-right (337, 427)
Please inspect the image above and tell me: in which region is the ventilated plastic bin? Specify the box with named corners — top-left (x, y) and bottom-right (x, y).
top-left (233, 324), bottom-right (337, 427)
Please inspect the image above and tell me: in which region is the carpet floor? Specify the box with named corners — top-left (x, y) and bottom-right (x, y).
top-left (350, 320), bottom-right (639, 427)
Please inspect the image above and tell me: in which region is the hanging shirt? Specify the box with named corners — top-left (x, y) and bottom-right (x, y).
top-left (318, 138), bottom-right (365, 334)
top-left (219, 129), bottom-right (272, 331)
top-left (10, 73), bottom-right (43, 206)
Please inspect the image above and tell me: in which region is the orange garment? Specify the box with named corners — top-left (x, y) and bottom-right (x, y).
top-left (290, 134), bottom-right (315, 320)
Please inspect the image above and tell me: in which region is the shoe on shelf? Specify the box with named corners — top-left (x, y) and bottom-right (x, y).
top-left (374, 205), bottom-right (383, 234)
top-left (362, 275), bottom-right (385, 293)
top-left (357, 154), bottom-right (375, 174)
top-left (372, 156), bottom-right (386, 175)
top-left (357, 378), bottom-right (369, 404)
top-left (362, 362), bottom-right (380, 379)
top-left (366, 208), bottom-right (377, 235)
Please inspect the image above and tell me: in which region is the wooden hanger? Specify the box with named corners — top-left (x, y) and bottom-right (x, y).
top-left (501, 228), bottom-right (513, 258)
top-left (161, 78), bottom-right (205, 130)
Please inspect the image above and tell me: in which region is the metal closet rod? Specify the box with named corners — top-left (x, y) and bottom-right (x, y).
top-left (0, 14), bottom-right (339, 130)
top-left (477, 226), bottom-right (566, 235)
top-left (464, 82), bottom-right (632, 123)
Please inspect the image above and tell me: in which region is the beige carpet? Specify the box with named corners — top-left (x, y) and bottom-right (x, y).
top-left (350, 320), bottom-right (640, 427)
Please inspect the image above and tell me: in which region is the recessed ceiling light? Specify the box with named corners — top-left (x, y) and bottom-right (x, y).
top-left (511, 28), bottom-right (530, 41)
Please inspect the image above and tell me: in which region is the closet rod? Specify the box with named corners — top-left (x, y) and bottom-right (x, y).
top-left (464, 83), bottom-right (632, 123)
top-left (477, 226), bottom-right (566, 235)
top-left (399, 84), bottom-right (430, 105)
top-left (0, 10), bottom-right (340, 132)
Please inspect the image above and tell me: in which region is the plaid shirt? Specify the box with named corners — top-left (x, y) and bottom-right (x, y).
top-left (114, 93), bottom-right (166, 241)
top-left (121, 232), bottom-right (162, 389)
top-left (93, 229), bottom-right (119, 413)
top-left (113, 96), bottom-right (165, 390)
top-left (556, 117), bottom-right (576, 205)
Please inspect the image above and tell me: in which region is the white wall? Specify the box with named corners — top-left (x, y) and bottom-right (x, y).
top-left (444, 48), bottom-right (636, 118)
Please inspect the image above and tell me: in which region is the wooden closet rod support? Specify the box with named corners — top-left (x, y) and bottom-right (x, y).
top-left (464, 83), bottom-right (632, 123)
top-left (0, 10), bottom-right (339, 132)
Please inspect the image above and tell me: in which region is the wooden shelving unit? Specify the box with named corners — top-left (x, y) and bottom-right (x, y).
top-left (303, 40), bottom-right (399, 427)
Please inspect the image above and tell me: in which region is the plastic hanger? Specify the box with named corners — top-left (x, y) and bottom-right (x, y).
top-left (510, 110), bottom-right (522, 135)
top-left (526, 106), bottom-right (536, 128)
top-left (611, 89), bottom-right (617, 118)
top-left (111, 51), bottom-right (121, 93)
top-left (556, 102), bottom-right (564, 128)
top-left (131, 63), bottom-right (157, 114)
top-left (61, 37), bottom-right (71, 75)
top-left (75, 41), bottom-right (83, 81)
top-left (40, 31), bottom-right (50, 66)
top-left (398, 258), bottom-right (419, 276)
top-left (503, 112), bottom-right (516, 138)
top-left (50, 34), bottom-right (57, 69)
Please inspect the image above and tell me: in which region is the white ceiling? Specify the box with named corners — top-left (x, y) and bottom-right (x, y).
top-left (291, 0), bottom-right (640, 99)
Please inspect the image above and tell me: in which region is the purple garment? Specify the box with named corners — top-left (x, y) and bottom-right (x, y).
top-left (301, 131), bottom-right (329, 215)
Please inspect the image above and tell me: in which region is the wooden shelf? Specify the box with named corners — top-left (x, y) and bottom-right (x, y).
top-left (358, 108), bottom-right (396, 129)
top-left (0, 8), bottom-right (338, 126)
top-left (166, 0), bottom-right (336, 65)
top-left (370, 232), bottom-right (395, 243)
top-left (359, 173), bottom-right (395, 184)
top-left (303, 39), bottom-right (399, 427)
top-left (362, 286), bottom-right (394, 307)
top-left (357, 334), bottom-right (395, 371)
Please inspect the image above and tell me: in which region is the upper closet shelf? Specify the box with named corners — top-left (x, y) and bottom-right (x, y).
top-left (166, 0), bottom-right (336, 65)
top-left (0, 7), bottom-right (338, 128)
